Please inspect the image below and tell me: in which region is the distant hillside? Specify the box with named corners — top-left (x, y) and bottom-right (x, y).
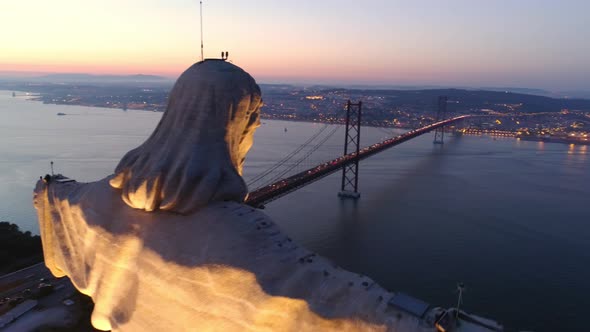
top-left (373, 88), bottom-right (590, 113)
top-left (37, 73), bottom-right (171, 83)
top-left (477, 87), bottom-right (551, 96)
top-left (285, 87), bottom-right (590, 113)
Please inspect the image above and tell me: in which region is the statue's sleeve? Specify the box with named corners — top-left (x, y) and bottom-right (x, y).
top-left (34, 177), bottom-right (146, 331)
top-left (34, 179), bottom-right (90, 288)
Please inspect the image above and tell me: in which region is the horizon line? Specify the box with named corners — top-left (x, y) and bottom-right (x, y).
top-left (1, 70), bottom-right (589, 95)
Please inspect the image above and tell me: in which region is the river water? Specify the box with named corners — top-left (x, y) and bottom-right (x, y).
top-left (1, 90), bottom-right (588, 331)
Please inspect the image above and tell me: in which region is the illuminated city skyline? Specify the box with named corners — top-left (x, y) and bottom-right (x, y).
top-left (1, 0), bottom-right (589, 90)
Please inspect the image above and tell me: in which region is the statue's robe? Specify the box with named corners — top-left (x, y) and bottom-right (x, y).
top-left (34, 177), bottom-right (433, 332)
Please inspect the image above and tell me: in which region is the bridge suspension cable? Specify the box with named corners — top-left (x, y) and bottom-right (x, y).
top-left (247, 124), bottom-right (330, 188)
top-left (254, 124), bottom-right (342, 190)
top-left (376, 126), bottom-right (396, 138)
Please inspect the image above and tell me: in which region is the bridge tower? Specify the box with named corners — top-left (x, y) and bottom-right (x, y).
top-left (338, 100), bottom-right (362, 199)
top-left (433, 96), bottom-right (448, 144)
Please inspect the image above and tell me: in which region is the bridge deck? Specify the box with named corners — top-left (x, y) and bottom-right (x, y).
top-left (245, 115), bottom-right (471, 207)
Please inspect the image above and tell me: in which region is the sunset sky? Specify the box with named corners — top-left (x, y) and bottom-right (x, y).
top-left (1, 0), bottom-right (589, 90)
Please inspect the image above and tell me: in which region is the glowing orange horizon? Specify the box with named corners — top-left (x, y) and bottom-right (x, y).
top-left (1, 0), bottom-right (588, 89)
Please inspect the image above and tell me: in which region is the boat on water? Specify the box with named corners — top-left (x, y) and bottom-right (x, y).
top-left (56, 112), bottom-right (66, 116)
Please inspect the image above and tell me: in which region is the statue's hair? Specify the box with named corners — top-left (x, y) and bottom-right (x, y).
top-left (110, 60), bottom-right (262, 214)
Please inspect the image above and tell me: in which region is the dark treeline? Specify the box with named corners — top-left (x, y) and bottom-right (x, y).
top-left (0, 221), bottom-right (43, 275)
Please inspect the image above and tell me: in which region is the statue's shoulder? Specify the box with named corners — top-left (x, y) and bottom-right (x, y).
top-left (201, 201), bottom-right (271, 223)
top-left (181, 201), bottom-right (277, 241)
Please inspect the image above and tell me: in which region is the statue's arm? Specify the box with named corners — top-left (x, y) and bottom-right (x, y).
top-left (33, 178), bottom-right (91, 286)
top-left (34, 178), bottom-right (68, 278)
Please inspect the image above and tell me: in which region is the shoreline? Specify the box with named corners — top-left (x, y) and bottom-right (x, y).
top-left (518, 135), bottom-right (590, 146)
top-left (2, 89), bottom-right (418, 130)
top-left (5, 90), bottom-right (589, 147)
top-left (454, 128), bottom-right (590, 146)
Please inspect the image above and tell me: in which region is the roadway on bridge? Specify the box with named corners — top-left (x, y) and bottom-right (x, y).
top-left (246, 115), bottom-right (471, 207)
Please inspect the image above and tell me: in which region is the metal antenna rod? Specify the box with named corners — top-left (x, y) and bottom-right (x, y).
top-left (456, 282), bottom-right (465, 321)
top-left (200, 1), bottom-right (204, 61)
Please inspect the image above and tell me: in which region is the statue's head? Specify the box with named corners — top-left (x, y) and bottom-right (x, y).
top-left (110, 60), bottom-right (262, 214)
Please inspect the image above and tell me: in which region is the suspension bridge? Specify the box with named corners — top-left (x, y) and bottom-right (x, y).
top-left (245, 98), bottom-right (474, 208)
